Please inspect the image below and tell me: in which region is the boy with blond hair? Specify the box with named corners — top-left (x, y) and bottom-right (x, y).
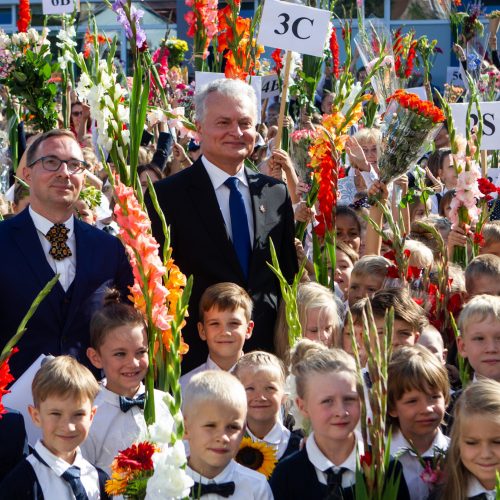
top-left (347, 255), bottom-right (391, 307)
top-left (180, 283), bottom-right (254, 392)
top-left (183, 370), bottom-right (273, 499)
top-left (458, 294), bottom-right (500, 382)
top-left (0, 356), bottom-right (108, 499)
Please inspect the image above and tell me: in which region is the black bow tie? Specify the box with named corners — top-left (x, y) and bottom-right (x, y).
top-left (119, 393), bottom-right (145, 413)
top-left (191, 481), bottom-right (236, 498)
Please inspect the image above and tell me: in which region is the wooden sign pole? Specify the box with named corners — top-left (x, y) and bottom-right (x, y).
top-left (274, 51), bottom-right (293, 150)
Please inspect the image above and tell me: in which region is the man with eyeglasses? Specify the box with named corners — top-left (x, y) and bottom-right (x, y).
top-left (0, 129), bottom-right (133, 380)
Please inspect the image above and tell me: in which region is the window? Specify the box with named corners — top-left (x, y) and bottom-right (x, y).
top-left (333, 0), bottom-right (384, 20)
top-left (0, 7), bottom-right (12, 25)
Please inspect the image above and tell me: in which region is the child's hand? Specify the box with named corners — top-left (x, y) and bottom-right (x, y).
top-left (447, 226), bottom-right (469, 259)
top-left (393, 174), bottom-right (408, 194)
top-left (346, 136), bottom-right (370, 172)
top-left (268, 149), bottom-right (293, 179)
top-left (294, 200), bottom-right (315, 223)
top-left (172, 143), bottom-right (191, 166)
top-left (425, 167), bottom-right (444, 193)
top-left (368, 179), bottom-right (389, 201)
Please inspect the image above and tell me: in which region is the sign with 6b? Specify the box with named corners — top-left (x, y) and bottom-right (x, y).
top-left (42, 0), bottom-right (78, 15)
top-left (450, 101), bottom-right (500, 151)
top-left (258, 0), bottom-right (330, 57)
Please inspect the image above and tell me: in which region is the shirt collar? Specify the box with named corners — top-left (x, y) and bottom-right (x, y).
top-left (306, 431), bottom-right (362, 473)
top-left (202, 156), bottom-right (248, 191)
top-left (99, 380), bottom-right (145, 407)
top-left (34, 439), bottom-right (84, 476)
top-left (467, 476), bottom-right (496, 499)
top-left (29, 206), bottom-right (74, 237)
top-left (390, 428), bottom-right (449, 457)
top-left (246, 421), bottom-right (289, 446)
top-left (206, 355), bottom-right (238, 373)
top-left (186, 460), bottom-right (236, 484)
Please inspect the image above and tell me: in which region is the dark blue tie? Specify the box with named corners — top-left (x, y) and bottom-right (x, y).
top-left (61, 466), bottom-right (89, 500)
top-left (224, 177), bottom-right (251, 279)
top-left (119, 393), bottom-right (146, 413)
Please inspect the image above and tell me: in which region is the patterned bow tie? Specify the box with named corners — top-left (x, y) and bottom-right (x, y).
top-left (46, 223), bottom-right (72, 261)
top-left (191, 481), bottom-right (236, 498)
top-left (119, 393), bottom-right (145, 413)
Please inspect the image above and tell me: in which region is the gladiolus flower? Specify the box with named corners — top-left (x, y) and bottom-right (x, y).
top-left (17, 0), bottom-right (31, 33)
top-left (0, 348), bottom-right (18, 418)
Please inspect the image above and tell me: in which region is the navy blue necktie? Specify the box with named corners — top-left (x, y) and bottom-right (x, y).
top-left (325, 467), bottom-right (347, 500)
top-left (62, 466), bottom-right (89, 500)
top-left (119, 393), bottom-right (145, 413)
top-left (224, 177), bottom-right (251, 279)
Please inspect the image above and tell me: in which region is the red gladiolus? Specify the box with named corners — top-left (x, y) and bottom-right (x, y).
top-left (116, 442), bottom-right (156, 471)
top-left (387, 265), bottom-right (399, 279)
top-left (271, 48), bottom-right (283, 75)
top-left (360, 451), bottom-right (372, 467)
top-left (17, 0), bottom-right (31, 33)
top-left (329, 28), bottom-right (340, 79)
top-left (405, 40), bottom-right (417, 78)
top-left (314, 154), bottom-right (337, 238)
top-left (478, 177), bottom-right (500, 202)
top-left (473, 232), bottom-right (485, 246)
top-left (0, 348), bottom-right (18, 418)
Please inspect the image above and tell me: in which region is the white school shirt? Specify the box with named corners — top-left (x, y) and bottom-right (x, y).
top-left (246, 421), bottom-right (291, 459)
top-left (467, 476), bottom-right (496, 499)
top-left (430, 188), bottom-right (450, 215)
top-left (390, 428), bottom-right (450, 500)
top-left (306, 431), bottom-right (364, 488)
top-left (186, 460), bottom-right (273, 500)
top-left (29, 206), bottom-right (76, 292)
top-left (81, 383), bottom-right (174, 475)
top-left (179, 356), bottom-right (237, 395)
top-left (27, 440), bottom-right (101, 499)
top-left (202, 156), bottom-right (254, 243)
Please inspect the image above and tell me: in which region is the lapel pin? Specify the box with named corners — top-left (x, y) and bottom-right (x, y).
top-left (259, 205), bottom-right (266, 213)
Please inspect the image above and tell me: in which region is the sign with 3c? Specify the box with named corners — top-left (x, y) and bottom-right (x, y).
top-left (258, 0), bottom-right (331, 57)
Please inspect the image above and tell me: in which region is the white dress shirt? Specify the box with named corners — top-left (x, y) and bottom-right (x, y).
top-left (306, 431), bottom-right (364, 488)
top-left (186, 460), bottom-right (273, 499)
top-left (202, 156), bottom-right (254, 243)
top-left (81, 383), bottom-right (174, 475)
top-left (27, 440), bottom-right (101, 500)
top-left (390, 428), bottom-right (450, 500)
top-left (246, 421), bottom-right (291, 459)
top-left (180, 355), bottom-right (237, 396)
top-left (467, 476), bottom-right (496, 499)
top-left (29, 206), bottom-right (76, 292)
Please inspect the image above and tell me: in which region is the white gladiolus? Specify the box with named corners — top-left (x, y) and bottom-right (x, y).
top-left (11, 33), bottom-right (20, 46)
top-left (27, 28), bottom-right (39, 43)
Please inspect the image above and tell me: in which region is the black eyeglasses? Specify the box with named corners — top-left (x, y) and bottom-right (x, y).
top-left (28, 156), bottom-right (88, 174)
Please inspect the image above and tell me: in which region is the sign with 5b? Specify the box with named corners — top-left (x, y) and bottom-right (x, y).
top-left (42, 0), bottom-right (78, 14)
top-left (258, 0), bottom-right (330, 57)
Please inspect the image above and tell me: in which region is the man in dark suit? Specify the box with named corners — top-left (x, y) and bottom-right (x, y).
top-left (0, 129), bottom-right (133, 380)
top-left (148, 79), bottom-right (297, 372)
top-left (0, 408), bottom-right (29, 481)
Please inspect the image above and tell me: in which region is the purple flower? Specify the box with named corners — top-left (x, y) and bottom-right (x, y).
top-left (113, 3), bottom-right (147, 49)
top-left (112, 0), bottom-right (127, 12)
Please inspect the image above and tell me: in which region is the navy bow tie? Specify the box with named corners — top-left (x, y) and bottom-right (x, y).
top-left (119, 393), bottom-right (145, 413)
top-left (191, 481), bottom-right (236, 498)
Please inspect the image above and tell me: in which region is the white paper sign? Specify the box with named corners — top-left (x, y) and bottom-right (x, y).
top-left (450, 101), bottom-right (500, 151)
top-left (195, 72), bottom-right (262, 123)
top-left (3, 354), bottom-right (46, 446)
top-left (261, 74), bottom-right (280, 99)
top-left (42, 0), bottom-right (77, 15)
top-left (446, 65), bottom-right (468, 90)
top-left (258, 0), bottom-right (330, 57)
top-left (406, 86), bottom-right (428, 100)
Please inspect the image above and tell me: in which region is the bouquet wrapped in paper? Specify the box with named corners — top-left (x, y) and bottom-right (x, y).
top-left (378, 90), bottom-right (445, 184)
top-left (354, 21), bottom-right (398, 111)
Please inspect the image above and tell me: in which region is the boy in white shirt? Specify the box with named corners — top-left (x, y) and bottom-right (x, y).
top-left (180, 283), bottom-right (254, 392)
top-left (183, 370), bottom-right (273, 499)
top-left (0, 356), bottom-right (108, 499)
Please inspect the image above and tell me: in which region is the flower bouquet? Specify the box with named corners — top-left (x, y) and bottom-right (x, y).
top-left (105, 418), bottom-right (194, 499)
top-left (354, 20), bottom-right (399, 111)
top-left (488, 10), bottom-right (500, 34)
top-left (377, 90), bottom-right (445, 185)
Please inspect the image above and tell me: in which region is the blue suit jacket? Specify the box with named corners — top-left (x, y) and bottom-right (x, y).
top-left (0, 208), bottom-right (133, 380)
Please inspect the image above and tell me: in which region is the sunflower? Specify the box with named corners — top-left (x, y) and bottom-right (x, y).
top-left (235, 437), bottom-right (277, 479)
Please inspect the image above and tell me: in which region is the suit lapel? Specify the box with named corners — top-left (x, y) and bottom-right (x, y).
top-left (246, 167), bottom-right (267, 252)
top-left (188, 160), bottom-right (243, 278)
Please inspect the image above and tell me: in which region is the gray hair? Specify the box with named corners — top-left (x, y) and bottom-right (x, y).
top-left (194, 78), bottom-right (258, 123)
